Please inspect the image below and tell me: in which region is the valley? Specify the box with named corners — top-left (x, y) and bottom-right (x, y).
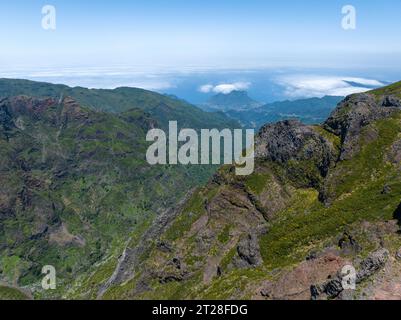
top-left (0, 79), bottom-right (401, 300)
top-left (0, 79), bottom-right (239, 299)
top-left (2, 0), bottom-right (401, 305)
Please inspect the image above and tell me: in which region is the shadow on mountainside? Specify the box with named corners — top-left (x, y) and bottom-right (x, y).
top-left (394, 203), bottom-right (401, 228)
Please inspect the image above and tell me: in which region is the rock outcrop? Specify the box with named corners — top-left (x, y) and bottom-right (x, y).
top-left (311, 248), bottom-right (390, 300)
top-left (324, 93), bottom-right (401, 160)
top-left (233, 234), bottom-right (263, 268)
top-left (256, 120), bottom-right (337, 177)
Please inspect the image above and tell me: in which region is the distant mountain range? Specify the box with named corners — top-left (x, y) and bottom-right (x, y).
top-left (227, 95), bottom-right (344, 128)
top-left (198, 90), bottom-right (344, 129)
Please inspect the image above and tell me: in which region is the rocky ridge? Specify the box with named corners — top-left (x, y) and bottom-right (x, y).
top-left (100, 82), bottom-right (401, 300)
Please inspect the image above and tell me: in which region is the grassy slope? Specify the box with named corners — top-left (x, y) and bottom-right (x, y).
top-left (0, 286), bottom-right (30, 300)
top-left (370, 80), bottom-right (401, 98)
top-left (260, 114), bottom-right (401, 268)
top-left (0, 90), bottom-right (237, 299)
top-left (103, 86), bottom-right (401, 299)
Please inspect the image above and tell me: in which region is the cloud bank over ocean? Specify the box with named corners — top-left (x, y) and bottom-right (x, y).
top-left (277, 75), bottom-right (386, 98)
top-left (0, 66), bottom-right (390, 104)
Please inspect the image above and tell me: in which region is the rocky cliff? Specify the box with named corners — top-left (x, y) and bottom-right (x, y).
top-left (100, 82), bottom-right (401, 300)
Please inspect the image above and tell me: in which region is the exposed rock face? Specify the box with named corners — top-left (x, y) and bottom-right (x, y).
top-left (255, 120), bottom-right (336, 177)
top-left (311, 278), bottom-right (344, 300)
top-left (381, 95), bottom-right (401, 108)
top-left (357, 248), bottom-right (389, 282)
top-left (233, 234), bottom-right (263, 268)
top-left (0, 96), bottom-right (89, 125)
top-left (318, 92), bottom-right (401, 204)
top-left (260, 253), bottom-right (346, 300)
top-left (256, 120), bottom-right (313, 162)
top-left (311, 249), bottom-right (390, 300)
top-left (324, 93), bottom-right (401, 160)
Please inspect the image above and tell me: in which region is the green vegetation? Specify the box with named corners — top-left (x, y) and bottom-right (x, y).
top-left (312, 125), bottom-right (341, 151)
top-left (218, 225), bottom-right (231, 244)
top-left (0, 79), bottom-right (238, 299)
top-left (113, 82), bottom-right (401, 300)
top-left (260, 115), bottom-right (401, 268)
top-left (226, 95), bottom-right (343, 129)
top-left (0, 78), bottom-right (239, 130)
top-left (326, 114), bottom-right (401, 199)
top-left (199, 268), bottom-right (268, 300)
top-left (164, 191), bottom-right (206, 241)
top-left (244, 173), bottom-right (270, 195)
top-left (370, 81), bottom-right (401, 99)
top-left (2, 78), bottom-right (401, 300)
top-left (0, 286), bottom-right (29, 300)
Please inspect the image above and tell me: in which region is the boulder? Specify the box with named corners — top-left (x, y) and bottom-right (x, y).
top-left (381, 95), bottom-right (401, 108)
top-left (234, 234), bottom-right (263, 268)
top-left (356, 248), bottom-right (389, 282)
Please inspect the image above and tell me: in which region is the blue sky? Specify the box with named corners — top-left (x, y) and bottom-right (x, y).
top-left (0, 0), bottom-right (400, 101)
top-left (1, 0), bottom-right (401, 69)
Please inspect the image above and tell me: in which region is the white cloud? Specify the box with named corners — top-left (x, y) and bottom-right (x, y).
top-left (277, 75), bottom-right (385, 98)
top-left (199, 84), bottom-right (214, 93)
top-left (0, 67), bottom-right (175, 91)
top-left (198, 82), bottom-right (251, 94)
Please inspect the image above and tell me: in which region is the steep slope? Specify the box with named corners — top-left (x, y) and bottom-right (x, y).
top-left (0, 92), bottom-right (237, 299)
top-left (101, 82), bottom-right (401, 300)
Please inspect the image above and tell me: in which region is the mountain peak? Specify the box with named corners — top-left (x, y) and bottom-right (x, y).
top-left (202, 90), bottom-right (262, 112)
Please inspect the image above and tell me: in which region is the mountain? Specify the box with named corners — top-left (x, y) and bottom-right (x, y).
top-left (0, 79), bottom-right (239, 299)
top-left (0, 78), bottom-right (238, 130)
top-left (227, 96), bottom-right (344, 129)
top-left (98, 82), bottom-right (401, 300)
top-left (199, 90), bottom-right (262, 112)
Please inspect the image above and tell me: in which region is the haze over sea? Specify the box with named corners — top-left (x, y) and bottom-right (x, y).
top-left (1, 66), bottom-right (399, 104)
